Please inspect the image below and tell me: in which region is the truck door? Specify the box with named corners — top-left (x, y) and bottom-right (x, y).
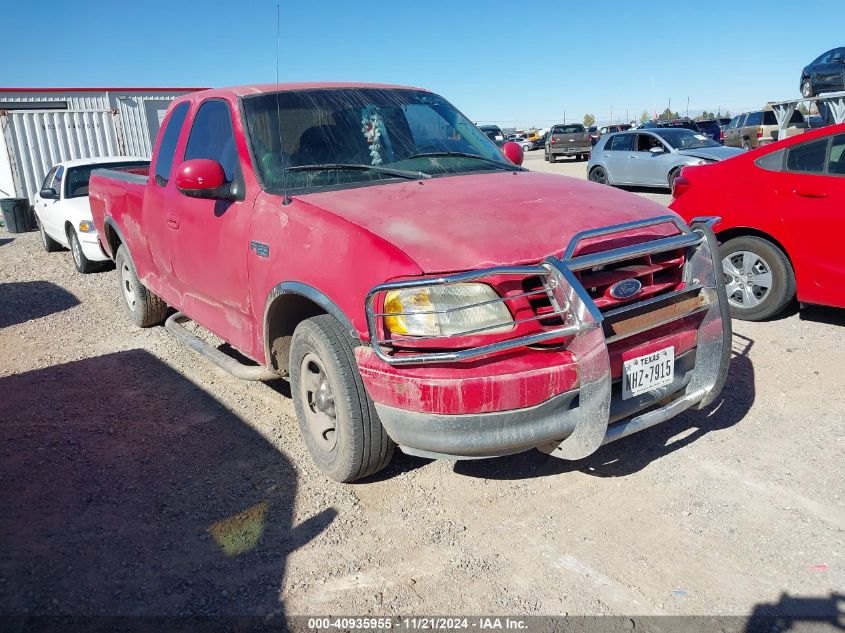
top-left (144, 101), bottom-right (190, 301)
top-left (164, 98), bottom-right (255, 352)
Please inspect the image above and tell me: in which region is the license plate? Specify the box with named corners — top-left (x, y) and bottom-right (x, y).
top-left (622, 347), bottom-right (674, 399)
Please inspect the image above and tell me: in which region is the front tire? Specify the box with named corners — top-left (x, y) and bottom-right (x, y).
top-left (668, 167), bottom-right (682, 189)
top-left (115, 245), bottom-right (168, 327)
top-left (720, 236), bottom-right (795, 321)
top-left (290, 314), bottom-right (395, 482)
top-left (68, 229), bottom-right (99, 274)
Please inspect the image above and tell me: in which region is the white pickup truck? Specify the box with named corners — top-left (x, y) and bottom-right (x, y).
top-left (34, 157), bottom-right (148, 273)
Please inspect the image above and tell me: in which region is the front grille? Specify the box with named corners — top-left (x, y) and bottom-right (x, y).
top-left (575, 247), bottom-right (685, 311)
top-left (524, 247), bottom-right (686, 322)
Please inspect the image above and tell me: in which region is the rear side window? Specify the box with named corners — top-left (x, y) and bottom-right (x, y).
top-left (184, 100), bottom-right (238, 181)
top-left (605, 134), bottom-right (633, 151)
top-left (827, 134), bottom-right (845, 175)
top-left (762, 112), bottom-right (777, 125)
top-left (154, 102), bottom-right (189, 186)
top-left (756, 149), bottom-right (785, 172)
top-left (785, 138), bottom-right (829, 174)
top-left (745, 112), bottom-right (763, 126)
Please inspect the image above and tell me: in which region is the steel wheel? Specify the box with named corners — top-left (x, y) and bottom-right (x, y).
top-left (120, 259), bottom-right (137, 312)
top-left (298, 352), bottom-right (338, 452)
top-left (723, 250), bottom-right (772, 310)
top-left (589, 166), bottom-right (608, 185)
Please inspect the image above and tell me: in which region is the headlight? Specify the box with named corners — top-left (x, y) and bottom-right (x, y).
top-left (383, 283), bottom-right (513, 337)
top-left (78, 220), bottom-right (96, 233)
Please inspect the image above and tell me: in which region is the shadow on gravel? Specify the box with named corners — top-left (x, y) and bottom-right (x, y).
top-left (745, 592), bottom-right (844, 632)
top-left (0, 349), bottom-right (335, 621)
top-left (0, 237), bottom-right (14, 247)
top-left (799, 305), bottom-right (845, 327)
top-left (0, 281), bottom-right (80, 328)
top-left (455, 332), bottom-right (756, 481)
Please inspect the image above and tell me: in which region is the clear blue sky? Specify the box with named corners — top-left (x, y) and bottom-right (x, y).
top-left (3, 0), bottom-right (843, 127)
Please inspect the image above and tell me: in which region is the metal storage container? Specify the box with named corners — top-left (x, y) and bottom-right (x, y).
top-left (0, 88), bottom-right (201, 202)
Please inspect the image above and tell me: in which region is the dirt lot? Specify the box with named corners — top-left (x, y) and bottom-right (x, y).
top-left (1, 174), bottom-right (843, 623)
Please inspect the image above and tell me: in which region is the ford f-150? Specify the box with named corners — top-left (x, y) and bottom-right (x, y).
top-left (89, 83), bottom-right (731, 482)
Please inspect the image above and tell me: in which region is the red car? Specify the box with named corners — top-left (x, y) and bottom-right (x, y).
top-left (671, 122), bottom-right (845, 320)
top-left (89, 83), bottom-right (730, 482)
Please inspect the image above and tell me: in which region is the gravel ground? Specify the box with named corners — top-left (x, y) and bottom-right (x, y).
top-left (0, 177), bottom-right (843, 624)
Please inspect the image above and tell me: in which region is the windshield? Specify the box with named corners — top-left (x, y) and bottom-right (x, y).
top-left (65, 161), bottom-right (149, 198)
top-left (242, 88), bottom-right (513, 191)
top-left (653, 129), bottom-right (720, 150)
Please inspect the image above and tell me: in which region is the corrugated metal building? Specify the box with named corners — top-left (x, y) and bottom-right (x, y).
top-left (0, 87), bottom-right (203, 201)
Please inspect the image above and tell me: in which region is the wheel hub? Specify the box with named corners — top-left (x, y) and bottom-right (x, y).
top-left (121, 262), bottom-right (137, 311)
top-left (723, 250), bottom-right (773, 310)
top-left (299, 353), bottom-right (338, 452)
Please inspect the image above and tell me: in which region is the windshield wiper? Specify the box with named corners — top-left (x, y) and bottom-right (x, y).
top-left (405, 152), bottom-right (521, 171)
top-left (283, 163), bottom-right (430, 180)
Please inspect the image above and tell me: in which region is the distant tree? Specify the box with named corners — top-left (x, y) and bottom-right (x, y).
top-left (640, 110), bottom-right (650, 123)
top-left (583, 113), bottom-right (596, 128)
top-left (798, 103), bottom-right (810, 116)
top-left (658, 107), bottom-right (679, 120)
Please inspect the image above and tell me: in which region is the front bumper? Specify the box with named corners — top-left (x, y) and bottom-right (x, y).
top-left (79, 231), bottom-right (109, 262)
top-left (552, 146), bottom-right (591, 155)
top-left (362, 216), bottom-right (731, 461)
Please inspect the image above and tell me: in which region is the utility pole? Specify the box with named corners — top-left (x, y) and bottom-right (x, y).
top-left (610, 105), bottom-right (613, 124)
top-left (651, 74), bottom-right (656, 119)
top-left (686, 96), bottom-right (689, 118)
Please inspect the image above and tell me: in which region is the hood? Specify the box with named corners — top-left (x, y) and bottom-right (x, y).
top-left (297, 171), bottom-right (679, 273)
top-left (678, 146), bottom-right (744, 161)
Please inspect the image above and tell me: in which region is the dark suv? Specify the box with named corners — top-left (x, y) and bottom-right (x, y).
top-left (695, 119), bottom-right (731, 144)
top-left (641, 118), bottom-right (700, 132)
top-left (801, 47), bottom-right (845, 97)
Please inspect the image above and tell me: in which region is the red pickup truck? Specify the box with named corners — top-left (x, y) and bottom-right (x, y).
top-left (90, 83), bottom-right (731, 482)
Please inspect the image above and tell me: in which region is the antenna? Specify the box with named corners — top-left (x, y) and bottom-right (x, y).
top-left (276, 3), bottom-right (291, 205)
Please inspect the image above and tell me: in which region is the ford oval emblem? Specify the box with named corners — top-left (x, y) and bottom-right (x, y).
top-left (609, 279), bottom-right (642, 300)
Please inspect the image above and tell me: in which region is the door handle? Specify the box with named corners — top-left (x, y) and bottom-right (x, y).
top-left (793, 189), bottom-right (827, 199)
top-left (166, 211), bottom-right (180, 229)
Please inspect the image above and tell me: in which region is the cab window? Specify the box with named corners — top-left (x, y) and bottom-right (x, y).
top-left (184, 100), bottom-right (238, 181)
top-left (154, 102), bottom-right (190, 186)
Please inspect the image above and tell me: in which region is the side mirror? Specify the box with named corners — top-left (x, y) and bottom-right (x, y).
top-left (39, 187), bottom-right (58, 200)
top-left (174, 159), bottom-right (230, 199)
top-left (649, 146), bottom-right (665, 155)
top-left (501, 141), bottom-right (524, 166)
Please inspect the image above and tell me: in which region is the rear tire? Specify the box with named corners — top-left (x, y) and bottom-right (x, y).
top-left (68, 228), bottom-right (99, 274)
top-left (115, 245), bottom-right (168, 327)
top-left (38, 217), bottom-right (60, 252)
top-left (548, 152), bottom-right (557, 163)
top-left (290, 314), bottom-right (395, 482)
top-left (720, 236), bottom-right (795, 321)
top-left (742, 139), bottom-right (751, 151)
top-left (589, 166), bottom-right (609, 185)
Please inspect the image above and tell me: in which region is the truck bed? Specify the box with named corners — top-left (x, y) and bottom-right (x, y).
top-left (89, 164), bottom-right (151, 260)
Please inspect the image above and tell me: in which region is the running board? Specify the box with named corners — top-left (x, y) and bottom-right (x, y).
top-left (164, 312), bottom-right (278, 382)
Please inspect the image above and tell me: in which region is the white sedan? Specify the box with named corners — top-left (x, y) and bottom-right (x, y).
top-left (34, 157), bottom-right (148, 273)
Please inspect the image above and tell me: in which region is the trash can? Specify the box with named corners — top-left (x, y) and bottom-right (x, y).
top-left (1, 198), bottom-right (36, 233)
